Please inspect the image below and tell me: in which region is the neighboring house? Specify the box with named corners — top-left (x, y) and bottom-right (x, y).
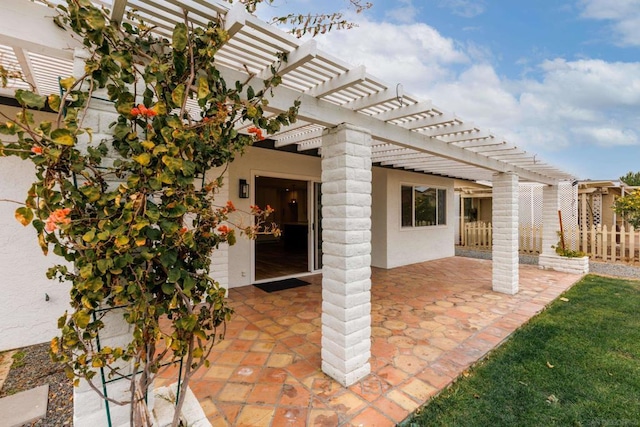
top-left (577, 180), bottom-right (634, 229)
top-left (0, 0), bottom-right (577, 401)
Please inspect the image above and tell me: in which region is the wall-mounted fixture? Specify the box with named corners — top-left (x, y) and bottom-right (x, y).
top-left (239, 179), bottom-right (249, 198)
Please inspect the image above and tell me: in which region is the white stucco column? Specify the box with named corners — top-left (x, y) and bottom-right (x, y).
top-left (540, 184), bottom-right (560, 257)
top-left (73, 98), bottom-right (135, 427)
top-left (208, 168), bottom-right (229, 291)
top-left (492, 172), bottom-right (519, 295)
top-left (320, 123), bottom-right (372, 387)
top-left (72, 49), bottom-right (140, 427)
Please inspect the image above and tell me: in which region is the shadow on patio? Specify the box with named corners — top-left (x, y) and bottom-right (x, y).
top-left (157, 256), bottom-right (581, 426)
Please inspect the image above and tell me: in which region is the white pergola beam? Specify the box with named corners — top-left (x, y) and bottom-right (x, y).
top-left (440, 130), bottom-right (493, 143)
top-left (228, 67), bottom-right (557, 184)
top-left (0, 0), bottom-right (562, 185)
top-left (12, 48), bottom-right (37, 92)
top-left (223, 2), bottom-right (248, 38)
top-left (306, 65), bottom-right (366, 98)
top-left (110, 0), bottom-right (128, 23)
top-left (257, 40), bottom-right (318, 81)
top-left (297, 140), bottom-right (322, 151)
top-left (274, 128), bottom-right (324, 147)
top-left (373, 153), bottom-right (435, 163)
top-left (424, 122), bottom-right (479, 137)
top-left (401, 112), bottom-right (457, 130)
top-left (340, 87), bottom-right (401, 111)
top-left (373, 100), bottom-right (434, 122)
top-left (0, 0), bottom-right (81, 60)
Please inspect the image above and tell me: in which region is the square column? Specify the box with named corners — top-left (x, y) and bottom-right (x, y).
top-left (492, 172), bottom-right (519, 294)
top-left (541, 185), bottom-right (560, 257)
top-left (208, 168), bottom-right (229, 291)
top-left (320, 123), bottom-right (372, 387)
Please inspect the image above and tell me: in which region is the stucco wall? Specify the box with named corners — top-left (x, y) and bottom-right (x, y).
top-left (370, 167), bottom-right (388, 268)
top-left (225, 148), bottom-right (456, 283)
top-left (0, 106), bottom-right (70, 351)
top-left (227, 146), bottom-right (322, 287)
top-left (377, 169), bottom-right (455, 269)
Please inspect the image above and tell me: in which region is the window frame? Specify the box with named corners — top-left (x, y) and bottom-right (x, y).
top-left (400, 184), bottom-right (447, 228)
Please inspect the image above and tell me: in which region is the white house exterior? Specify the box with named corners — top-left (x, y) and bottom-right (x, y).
top-left (0, 0), bottom-right (578, 424)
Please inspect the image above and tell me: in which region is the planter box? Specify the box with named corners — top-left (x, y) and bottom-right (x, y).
top-left (539, 254), bottom-right (589, 274)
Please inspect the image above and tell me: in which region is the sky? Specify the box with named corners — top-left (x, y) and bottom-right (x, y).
top-left (255, 0), bottom-right (640, 180)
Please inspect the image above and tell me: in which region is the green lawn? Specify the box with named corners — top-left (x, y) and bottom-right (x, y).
top-left (403, 275), bottom-right (640, 427)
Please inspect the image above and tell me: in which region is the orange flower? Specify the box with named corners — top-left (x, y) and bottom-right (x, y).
top-left (217, 225), bottom-right (230, 235)
top-left (31, 146), bottom-right (43, 154)
top-left (131, 104), bottom-right (157, 118)
top-left (225, 200), bottom-right (236, 212)
top-left (179, 227), bottom-right (188, 234)
top-left (45, 208), bottom-right (71, 232)
top-left (247, 126), bottom-right (264, 141)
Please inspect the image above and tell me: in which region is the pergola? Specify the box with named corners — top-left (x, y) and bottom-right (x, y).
top-left (1, 0), bottom-right (576, 422)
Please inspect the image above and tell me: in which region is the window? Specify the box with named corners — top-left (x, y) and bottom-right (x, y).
top-left (401, 185), bottom-right (446, 227)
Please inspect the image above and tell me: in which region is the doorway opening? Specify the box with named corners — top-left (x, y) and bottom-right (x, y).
top-left (254, 176), bottom-right (311, 281)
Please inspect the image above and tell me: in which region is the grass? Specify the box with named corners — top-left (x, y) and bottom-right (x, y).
top-left (10, 350), bottom-right (26, 369)
top-left (404, 275), bottom-right (640, 427)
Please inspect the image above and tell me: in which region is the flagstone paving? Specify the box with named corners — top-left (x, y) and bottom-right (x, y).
top-left (157, 256), bottom-right (581, 426)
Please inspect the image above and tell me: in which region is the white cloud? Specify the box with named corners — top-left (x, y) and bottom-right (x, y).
top-left (580, 0), bottom-right (640, 46)
top-left (253, 4), bottom-right (640, 177)
top-left (574, 127), bottom-right (639, 146)
top-left (384, 0), bottom-right (420, 24)
top-left (439, 0), bottom-right (486, 18)
top-left (314, 18), bottom-right (469, 87)
top-left (314, 16), bottom-right (640, 158)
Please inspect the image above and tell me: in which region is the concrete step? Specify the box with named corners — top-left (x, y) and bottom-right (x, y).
top-left (0, 384), bottom-right (48, 427)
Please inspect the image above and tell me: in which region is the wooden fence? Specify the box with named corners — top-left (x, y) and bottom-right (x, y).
top-left (462, 222), bottom-right (640, 263)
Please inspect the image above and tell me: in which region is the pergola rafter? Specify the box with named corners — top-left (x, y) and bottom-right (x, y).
top-left (0, 0), bottom-right (575, 184)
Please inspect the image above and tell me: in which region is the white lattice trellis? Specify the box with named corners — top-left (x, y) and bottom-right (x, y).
top-left (559, 182), bottom-right (578, 247)
top-left (519, 183), bottom-right (544, 228)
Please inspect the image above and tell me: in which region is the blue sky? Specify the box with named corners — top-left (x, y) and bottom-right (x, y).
top-left (257, 0), bottom-right (640, 180)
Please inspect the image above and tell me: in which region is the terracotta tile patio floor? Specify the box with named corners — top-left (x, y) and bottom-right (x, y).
top-left (157, 256), bottom-right (582, 426)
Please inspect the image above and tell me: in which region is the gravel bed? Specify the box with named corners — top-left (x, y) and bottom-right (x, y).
top-left (0, 343), bottom-right (73, 426)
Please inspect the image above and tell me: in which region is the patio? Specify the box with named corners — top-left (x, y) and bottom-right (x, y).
top-left (156, 257), bottom-right (581, 426)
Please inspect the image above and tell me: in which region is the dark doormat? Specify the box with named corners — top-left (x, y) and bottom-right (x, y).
top-left (254, 278), bottom-right (310, 293)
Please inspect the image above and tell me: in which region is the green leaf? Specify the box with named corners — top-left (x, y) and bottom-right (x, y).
top-left (197, 76), bottom-right (210, 100)
top-left (183, 275), bottom-right (195, 293)
top-left (172, 23), bottom-right (188, 51)
top-left (50, 128), bottom-right (76, 146)
top-left (168, 268), bottom-right (181, 283)
top-left (82, 230), bottom-right (95, 242)
top-left (59, 76), bottom-right (76, 91)
top-left (0, 121), bottom-right (17, 135)
top-left (15, 90), bottom-right (46, 109)
top-left (171, 84), bottom-right (186, 106)
top-left (159, 250), bottom-right (177, 268)
top-left (80, 185), bottom-right (101, 202)
top-left (79, 264), bottom-right (93, 279)
top-left (151, 102), bottom-right (167, 116)
top-left (162, 155), bottom-right (183, 173)
top-left (96, 259), bottom-right (110, 274)
top-left (14, 207), bottom-right (33, 226)
top-left (162, 282), bottom-right (174, 295)
top-left (133, 153), bottom-right (151, 166)
top-left (85, 7), bottom-right (105, 30)
top-left (47, 95), bottom-right (61, 112)
top-left (115, 235), bottom-right (129, 247)
top-left (165, 116), bottom-right (182, 129)
top-left (74, 310), bottom-right (91, 329)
